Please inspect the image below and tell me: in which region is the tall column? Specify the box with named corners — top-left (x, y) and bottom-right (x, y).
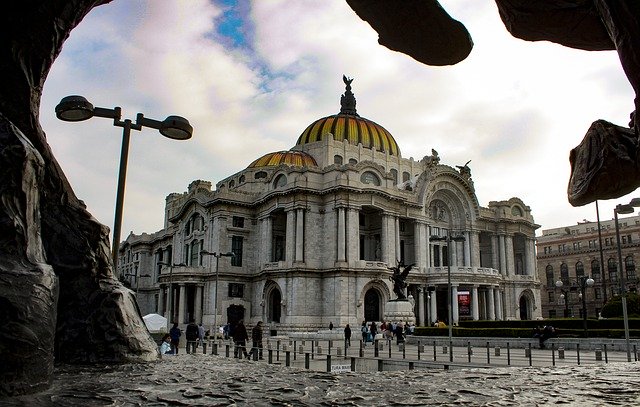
top-left (525, 238), bottom-right (536, 276)
top-left (430, 290), bottom-right (438, 323)
top-left (425, 231), bottom-right (431, 269)
top-left (495, 289), bottom-right (503, 320)
top-left (395, 216), bottom-right (401, 262)
top-left (451, 240), bottom-right (458, 266)
top-left (417, 288), bottom-right (424, 326)
top-left (491, 234), bottom-right (499, 269)
top-left (295, 208), bottom-right (304, 262)
top-left (505, 235), bottom-right (514, 276)
top-left (487, 287), bottom-right (496, 321)
top-left (415, 222), bottom-right (427, 272)
top-left (451, 285), bottom-right (459, 325)
top-left (464, 231), bottom-right (471, 267)
top-left (499, 234), bottom-right (507, 275)
top-left (178, 284), bottom-right (186, 324)
top-left (158, 286), bottom-right (165, 315)
top-left (346, 208), bottom-right (359, 263)
top-left (337, 207), bottom-right (346, 262)
top-left (195, 285), bottom-right (203, 323)
top-left (285, 209), bottom-right (295, 264)
top-left (471, 285), bottom-right (479, 320)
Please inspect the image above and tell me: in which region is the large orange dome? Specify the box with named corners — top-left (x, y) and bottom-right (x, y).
top-left (247, 150), bottom-right (318, 168)
top-left (295, 76), bottom-right (400, 156)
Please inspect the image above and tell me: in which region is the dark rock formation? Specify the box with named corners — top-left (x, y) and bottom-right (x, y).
top-left (0, 0), bottom-right (157, 397)
top-left (346, 0), bottom-right (640, 205)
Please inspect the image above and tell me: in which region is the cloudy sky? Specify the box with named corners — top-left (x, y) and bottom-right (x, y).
top-left (40, 0), bottom-right (638, 242)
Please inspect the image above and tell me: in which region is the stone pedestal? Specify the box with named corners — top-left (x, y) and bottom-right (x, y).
top-left (383, 299), bottom-right (415, 325)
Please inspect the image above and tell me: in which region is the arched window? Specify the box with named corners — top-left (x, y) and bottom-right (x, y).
top-left (360, 171), bottom-right (381, 186)
top-left (511, 206), bottom-right (523, 216)
top-left (273, 174), bottom-right (287, 188)
top-left (239, 175), bottom-right (245, 183)
top-left (334, 155), bottom-right (343, 165)
top-left (402, 171), bottom-right (410, 182)
top-left (229, 180), bottom-right (235, 188)
top-left (390, 169), bottom-right (398, 185)
top-left (545, 265), bottom-right (554, 286)
top-left (575, 261), bottom-right (584, 279)
top-left (591, 259), bottom-right (601, 282)
top-left (255, 171), bottom-right (267, 179)
top-left (348, 158), bottom-right (358, 165)
top-left (560, 263), bottom-right (569, 284)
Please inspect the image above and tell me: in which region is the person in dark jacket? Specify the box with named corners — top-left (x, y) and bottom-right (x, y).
top-left (185, 320), bottom-right (199, 354)
top-left (232, 320), bottom-right (250, 359)
top-left (344, 324), bottom-right (352, 348)
top-left (169, 322), bottom-right (181, 355)
top-left (252, 321), bottom-right (264, 359)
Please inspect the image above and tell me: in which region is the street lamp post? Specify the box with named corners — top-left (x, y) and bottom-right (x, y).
top-left (430, 233), bottom-right (465, 362)
top-left (201, 250), bottom-right (234, 340)
top-left (55, 95), bottom-right (193, 277)
top-left (555, 276), bottom-right (594, 336)
top-left (613, 199), bottom-right (640, 362)
top-left (595, 201), bottom-right (608, 303)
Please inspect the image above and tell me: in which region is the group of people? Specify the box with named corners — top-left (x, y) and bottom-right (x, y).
top-left (357, 321), bottom-right (413, 345)
top-left (533, 325), bottom-right (557, 349)
top-left (159, 320), bottom-right (264, 357)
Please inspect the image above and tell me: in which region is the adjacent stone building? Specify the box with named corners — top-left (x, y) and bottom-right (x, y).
top-left (119, 78), bottom-right (541, 334)
top-left (536, 214), bottom-right (640, 319)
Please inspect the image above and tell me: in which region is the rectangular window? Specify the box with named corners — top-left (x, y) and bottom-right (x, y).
top-left (231, 236), bottom-right (243, 267)
top-left (228, 283), bottom-right (244, 298)
top-left (232, 216), bottom-right (245, 228)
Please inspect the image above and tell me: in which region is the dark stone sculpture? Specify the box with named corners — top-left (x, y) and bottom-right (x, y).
top-left (346, 0), bottom-right (640, 206)
top-left (389, 262), bottom-right (414, 300)
top-left (1, 0), bottom-right (157, 397)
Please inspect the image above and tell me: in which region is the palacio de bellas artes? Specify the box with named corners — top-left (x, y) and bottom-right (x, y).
top-left (119, 77), bottom-right (541, 335)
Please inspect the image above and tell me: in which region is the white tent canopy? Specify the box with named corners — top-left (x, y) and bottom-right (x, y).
top-left (143, 313), bottom-right (167, 333)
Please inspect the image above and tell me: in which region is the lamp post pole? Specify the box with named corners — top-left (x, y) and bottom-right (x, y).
top-left (595, 201), bottom-right (608, 303)
top-left (614, 204), bottom-right (633, 361)
top-left (430, 233), bottom-right (465, 362)
top-left (201, 251), bottom-right (234, 340)
top-left (55, 95), bottom-right (193, 278)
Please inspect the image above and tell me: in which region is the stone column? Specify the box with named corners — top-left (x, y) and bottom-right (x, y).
top-left (347, 208), bottom-right (359, 264)
top-left (425, 231), bottom-right (431, 268)
top-left (505, 235), bottom-right (514, 276)
top-left (491, 234), bottom-right (499, 269)
top-left (262, 216), bottom-right (272, 264)
top-left (417, 288), bottom-right (424, 326)
top-left (494, 289), bottom-right (503, 320)
top-left (471, 285), bottom-right (479, 320)
top-left (194, 285), bottom-right (203, 323)
top-left (286, 209), bottom-right (295, 264)
top-left (430, 290), bottom-right (438, 323)
top-left (295, 208), bottom-right (304, 262)
top-left (158, 286), bottom-right (165, 315)
top-left (178, 284), bottom-right (187, 324)
top-left (464, 231), bottom-right (471, 267)
top-left (337, 207), bottom-right (346, 262)
top-left (451, 240), bottom-right (458, 266)
top-left (395, 216), bottom-right (401, 261)
top-left (415, 222), bottom-right (427, 272)
top-left (499, 234), bottom-right (507, 275)
top-left (525, 238), bottom-right (536, 276)
top-left (487, 286), bottom-right (496, 321)
top-left (451, 285), bottom-right (459, 325)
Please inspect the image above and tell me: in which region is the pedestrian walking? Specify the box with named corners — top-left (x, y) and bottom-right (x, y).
top-left (232, 320), bottom-right (250, 359)
top-left (252, 321), bottom-right (264, 359)
top-left (185, 320), bottom-right (199, 354)
top-left (169, 322), bottom-right (181, 355)
top-left (344, 324), bottom-right (352, 348)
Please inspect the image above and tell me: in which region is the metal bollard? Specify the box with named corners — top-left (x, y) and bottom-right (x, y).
top-left (213, 343), bottom-right (218, 355)
top-left (595, 347), bottom-right (602, 361)
top-left (374, 340), bottom-right (379, 357)
top-left (268, 349), bottom-right (273, 364)
top-left (225, 344), bottom-right (230, 358)
top-left (203, 342), bottom-right (207, 354)
top-left (351, 357), bottom-right (356, 372)
top-left (409, 361), bottom-right (414, 370)
top-left (377, 359), bottom-right (384, 371)
top-left (326, 354), bottom-right (332, 372)
top-left (286, 351), bottom-right (291, 367)
top-left (558, 346), bottom-right (565, 359)
top-left (577, 343), bottom-right (581, 365)
top-left (495, 346), bottom-right (501, 357)
top-left (527, 343), bottom-right (532, 366)
top-left (401, 342), bottom-right (406, 359)
top-left (525, 347), bottom-right (531, 358)
top-left (359, 341), bottom-right (364, 358)
top-left (305, 353), bottom-right (310, 369)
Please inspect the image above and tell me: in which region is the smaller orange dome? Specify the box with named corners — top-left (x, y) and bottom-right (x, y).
top-left (248, 150), bottom-right (318, 168)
